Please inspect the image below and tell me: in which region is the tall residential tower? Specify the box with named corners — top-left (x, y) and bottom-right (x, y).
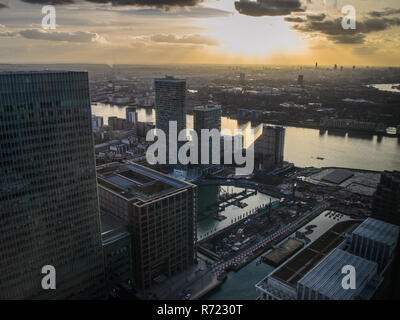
top-left (154, 76), bottom-right (186, 168)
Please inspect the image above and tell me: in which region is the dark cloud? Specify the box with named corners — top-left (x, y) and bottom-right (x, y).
top-left (20, 0), bottom-right (203, 7)
top-left (291, 17), bottom-right (400, 44)
top-left (284, 16), bottom-right (305, 23)
top-left (19, 29), bottom-right (99, 42)
top-left (150, 33), bottom-right (218, 45)
top-left (234, 0), bottom-right (305, 17)
top-left (306, 13), bottom-right (326, 21)
top-left (368, 8), bottom-right (400, 18)
top-left (102, 6), bottom-right (232, 18)
top-left (21, 0), bottom-right (75, 4)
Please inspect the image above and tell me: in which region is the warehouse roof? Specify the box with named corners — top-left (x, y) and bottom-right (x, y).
top-left (298, 248), bottom-right (379, 300)
top-left (351, 218), bottom-right (399, 247)
top-left (322, 169), bottom-right (354, 184)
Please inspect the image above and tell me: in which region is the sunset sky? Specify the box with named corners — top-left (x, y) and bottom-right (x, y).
top-left (0, 0), bottom-right (400, 65)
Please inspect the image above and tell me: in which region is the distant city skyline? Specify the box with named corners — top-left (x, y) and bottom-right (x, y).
top-left (0, 0), bottom-right (400, 65)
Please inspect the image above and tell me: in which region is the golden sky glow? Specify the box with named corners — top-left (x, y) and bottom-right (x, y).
top-left (0, 0), bottom-right (400, 65)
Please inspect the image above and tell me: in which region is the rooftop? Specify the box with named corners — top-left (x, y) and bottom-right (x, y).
top-left (193, 104), bottom-right (222, 111)
top-left (352, 218), bottom-right (399, 247)
top-left (322, 169), bottom-right (354, 184)
top-left (155, 76), bottom-right (185, 82)
top-left (268, 220), bottom-right (359, 288)
top-left (0, 70), bottom-right (86, 75)
top-left (298, 248), bottom-right (379, 300)
top-left (97, 162), bottom-right (192, 201)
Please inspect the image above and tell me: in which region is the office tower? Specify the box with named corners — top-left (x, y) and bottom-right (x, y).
top-left (193, 104), bottom-right (222, 174)
top-left (254, 125), bottom-right (285, 171)
top-left (297, 75), bottom-right (304, 86)
top-left (92, 115), bottom-right (104, 128)
top-left (97, 162), bottom-right (196, 289)
top-left (0, 71), bottom-right (106, 299)
top-left (108, 116), bottom-right (126, 131)
top-left (239, 73), bottom-right (246, 84)
top-left (372, 171), bottom-right (400, 226)
top-left (125, 106), bottom-right (137, 129)
top-left (154, 76), bottom-right (186, 153)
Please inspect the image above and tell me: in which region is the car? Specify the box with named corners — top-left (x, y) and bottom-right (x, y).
top-left (184, 294), bottom-right (191, 300)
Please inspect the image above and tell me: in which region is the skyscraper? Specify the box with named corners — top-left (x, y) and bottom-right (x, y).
top-left (193, 104), bottom-right (222, 174)
top-left (96, 162), bottom-right (196, 289)
top-left (254, 125), bottom-right (285, 171)
top-left (372, 171), bottom-right (400, 226)
top-left (154, 76), bottom-right (186, 167)
top-left (125, 106), bottom-right (137, 129)
top-left (0, 71), bottom-right (106, 299)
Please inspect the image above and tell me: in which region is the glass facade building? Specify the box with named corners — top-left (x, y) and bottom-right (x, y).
top-left (0, 71), bottom-right (106, 299)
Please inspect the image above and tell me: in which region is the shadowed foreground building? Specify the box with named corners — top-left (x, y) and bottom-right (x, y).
top-left (0, 71), bottom-right (106, 299)
top-left (97, 162), bottom-right (196, 289)
top-left (373, 171), bottom-right (400, 226)
top-left (256, 218), bottom-right (399, 300)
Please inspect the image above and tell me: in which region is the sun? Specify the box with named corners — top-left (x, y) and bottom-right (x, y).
top-left (201, 0), bottom-right (306, 56)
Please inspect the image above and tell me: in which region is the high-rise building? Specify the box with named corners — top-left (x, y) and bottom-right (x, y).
top-left (125, 106), bottom-right (137, 129)
top-left (0, 71), bottom-right (106, 299)
top-left (193, 104), bottom-right (222, 174)
top-left (297, 75), bottom-right (304, 86)
top-left (239, 73), bottom-right (246, 84)
top-left (154, 76), bottom-right (186, 153)
top-left (254, 125), bottom-right (285, 171)
top-left (96, 162), bottom-right (196, 289)
top-left (108, 116), bottom-right (126, 131)
top-left (372, 171), bottom-right (400, 226)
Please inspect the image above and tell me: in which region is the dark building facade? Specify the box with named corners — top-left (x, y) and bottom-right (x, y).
top-left (154, 76), bottom-right (186, 167)
top-left (373, 171), bottom-right (400, 226)
top-left (97, 162), bottom-right (196, 289)
top-left (0, 71), bottom-right (106, 299)
top-left (193, 104), bottom-right (222, 174)
top-left (254, 125), bottom-right (285, 171)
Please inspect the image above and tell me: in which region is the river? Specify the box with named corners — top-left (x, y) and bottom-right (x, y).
top-left (92, 103), bottom-right (400, 172)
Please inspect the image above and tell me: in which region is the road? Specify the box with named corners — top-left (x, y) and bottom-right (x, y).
top-left (212, 201), bottom-right (330, 276)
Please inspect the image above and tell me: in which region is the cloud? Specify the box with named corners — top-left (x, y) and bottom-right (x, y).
top-left (352, 46), bottom-right (379, 56)
top-left (368, 8), bottom-right (400, 18)
top-left (21, 0), bottom-right (75, 4)
top-left (18, 29), bottom-right (102, 43)
top-left (234, 0), bottom-right (306, 17)
top-left (291, 16), bottom-right (400, 44)
top-left (149, 33), bottom-right (219, 45)
top-left (20, 0), bottom-right (204, 7)
top-left (306, 13), bottom-right (326, 21)
top-left (284, 16), bottom-right (305, 23)
top-left (101, 6), bottom-right (232, 18)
